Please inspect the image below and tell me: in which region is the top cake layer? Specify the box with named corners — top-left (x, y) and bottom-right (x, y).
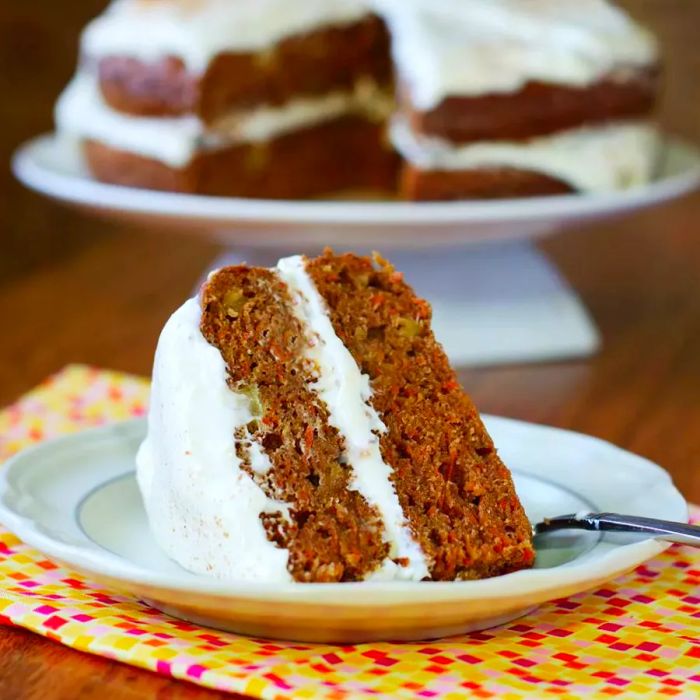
top-left (82, 0), bottom-right (371, 72)
top-left (376, 0), bottom-right (658, 109)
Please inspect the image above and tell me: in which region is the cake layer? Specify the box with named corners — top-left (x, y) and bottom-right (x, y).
top-left (199, 266), bottom-right (390, 582)
top-left (83, 115), bottom-right (398, 197)
top-left (305, 252), bottom-right (535, 579)
top-left (403, 69), bottom-right (658, 144)
top-left (376, 0), bottom-right (658, 110)
top-left (96, 15), bottom-right (392, 122)
top-left (82, 0), bottom-right (371, 74)
top-left (401, 167), bottom-right (574, 201)
top-left (392, 120), bottom-right (660, 197)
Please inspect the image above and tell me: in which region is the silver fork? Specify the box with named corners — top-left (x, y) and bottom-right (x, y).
top-left (533, 512), bottom-right (700, 547)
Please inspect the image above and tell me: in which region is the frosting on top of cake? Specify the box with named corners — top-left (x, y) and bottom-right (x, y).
top-left (391, 118), bottom-right (660, 193)
top-left (82, 0), bottom-right (371, 72)
top-left (136, 297), bottom-right (293, 583)
top-left (374, 0), bottom-right (658, 109)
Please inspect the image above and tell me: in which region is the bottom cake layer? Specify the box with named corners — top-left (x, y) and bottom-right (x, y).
top-left (80, 117), bottom-right (659, 200)
top-left (84, 116), bottom-right (399, 198)
top-left (400, 166), bottom-right (574, 200)
top-left (392, 120), bottom-right (661, 200)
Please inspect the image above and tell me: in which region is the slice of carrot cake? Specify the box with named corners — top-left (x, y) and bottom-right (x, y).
top-left (137, 251), bottom-right (535, 582)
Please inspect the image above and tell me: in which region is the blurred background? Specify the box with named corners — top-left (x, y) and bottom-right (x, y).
top-left (2, 1), bottom-right (699, 282)
top-left (0, 1), bottom-right (699, 500)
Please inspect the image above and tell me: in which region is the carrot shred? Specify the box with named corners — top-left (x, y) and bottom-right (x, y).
top-left (304, 425), bottom-right (315, 453)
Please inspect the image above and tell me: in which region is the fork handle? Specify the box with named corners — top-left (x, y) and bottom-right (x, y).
top-left (535, 512), bottom-right (700, 547)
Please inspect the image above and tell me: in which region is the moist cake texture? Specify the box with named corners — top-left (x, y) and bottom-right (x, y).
top-left (55, 0), bottom-right (661, 200)
top-left (199, 266), bottom-right (389, 582)
top-left (137, 251), bottom-right (535, 583)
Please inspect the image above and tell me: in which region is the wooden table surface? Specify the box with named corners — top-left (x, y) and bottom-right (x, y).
top-left (1, 1), bottom-right (699, 698)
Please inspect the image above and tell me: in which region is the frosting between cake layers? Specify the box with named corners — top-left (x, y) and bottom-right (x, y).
top-left (276, 256), bottom-right (430, 581)
top-left (82, 0), bottom-right (371, 73)
top-left (391, 119), bottom-right (661, 192)
top-left (136, 298), bottom-right (293, 583)
top-left (56, 72), bottom-right (391, 168)
top-left (56, 73), bottom-right (202, 168)
top-left (374, 0), bottom-right (658, 109)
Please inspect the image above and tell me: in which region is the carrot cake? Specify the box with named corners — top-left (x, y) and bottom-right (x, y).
top-left (137, 251), bottom-right (535, 582)
top-left (55, 0), bottom-right (660, 200)
top-left (381, 0), bottom-right (661, 199)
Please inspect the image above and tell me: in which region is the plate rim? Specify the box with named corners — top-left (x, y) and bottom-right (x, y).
top-left (0, 416), bottom-right (687, 607)
top-left (12, 133), bottom-right (700, 228)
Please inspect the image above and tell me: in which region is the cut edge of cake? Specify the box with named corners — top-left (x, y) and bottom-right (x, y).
top-left (137, 250), bottom-right (535, 583)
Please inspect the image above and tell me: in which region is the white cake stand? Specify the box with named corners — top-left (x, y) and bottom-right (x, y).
top-left (13, 133), bottom-right (700, 366)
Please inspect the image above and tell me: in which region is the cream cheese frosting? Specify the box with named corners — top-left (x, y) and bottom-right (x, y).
top-left (136, 298), bottom-right (293, 583)
top-left (391, 119), bottom-right (661, 193)
top-left (82, 0), bottom-right (371, 73)
top-left (373, 0), bottom-right (658, 109)
top-left (276, 256), bottom-right (429, 581)
top-left (138, 258), bottom-right (432, 583)
top-left (55, 72), bottom-right (391, 168)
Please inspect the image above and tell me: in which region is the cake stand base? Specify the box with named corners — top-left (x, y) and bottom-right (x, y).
top-left (203, 241), bottom-right (600, 367)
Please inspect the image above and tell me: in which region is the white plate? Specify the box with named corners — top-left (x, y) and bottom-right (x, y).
top-left (12, 133), bottom-right (700, 249)
top-left (0, 417), bottom-right (687, 643)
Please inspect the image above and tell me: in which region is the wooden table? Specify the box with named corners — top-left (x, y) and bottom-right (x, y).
top-left (1, 1), bottom-right (698, 697)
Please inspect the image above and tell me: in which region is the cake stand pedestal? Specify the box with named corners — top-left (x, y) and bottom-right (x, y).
top-left (204, 241), bottom-right (599, 368)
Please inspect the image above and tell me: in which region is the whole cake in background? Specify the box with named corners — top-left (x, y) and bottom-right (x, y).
top-left (56, 0), bottom-right (660, 200)
top-left (57, 0), bottom-right (398, 199)
top-left (137, 251), bottom-right (535, 582)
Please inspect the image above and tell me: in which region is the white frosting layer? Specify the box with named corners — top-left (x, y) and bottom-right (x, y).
top-left (391, 119), bottom-right (660, 192)
top-left (83, 0), bottom-right (370, 73)
top-left (56, 73), bottom-right (203, 167)
top-left (55, 72), bottom-right (389, 168)
top-left (136, 298), bottom-right (292, 583)
top-left (374, 0), bottom-right (658, 109)
top-left (276, 256), bottom-right (430, 581)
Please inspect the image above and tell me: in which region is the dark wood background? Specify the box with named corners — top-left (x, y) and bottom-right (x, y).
top-left (1, 1), bottom-right (699, 697)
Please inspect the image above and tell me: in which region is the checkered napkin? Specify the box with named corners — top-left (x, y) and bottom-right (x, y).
top-left (0, 366), bottom-right (698, 699)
